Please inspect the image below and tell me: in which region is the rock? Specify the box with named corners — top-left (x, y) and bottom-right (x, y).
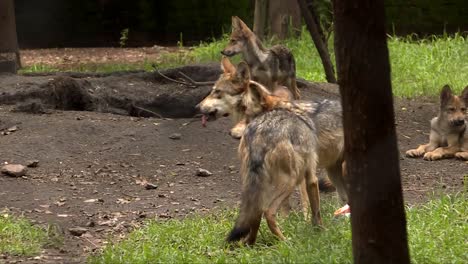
top-left (26, 160), bottom-right (40, 168)
top-left (68, 227), bottom-right (88, 236)
top-left (169, 133), bottom-right (182, 140)
top-left (144, 183), bottom-right (158, 190)
top-left (196, 168), bottom-right (213, 177)
top-left (7, 126), bottom-right (18, 132)
top-left (1, 164), bottom-right (27, 177)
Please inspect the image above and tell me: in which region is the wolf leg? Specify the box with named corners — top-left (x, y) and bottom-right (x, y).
top-left (304, 173), bottom-right (322, 226)
top-left (264, 185), bottom-right (296, 240)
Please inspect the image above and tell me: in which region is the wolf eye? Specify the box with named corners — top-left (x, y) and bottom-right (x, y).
top-left (461, 107), bottom-right (467, 112)
top-left (447, 107), bottom-right (456, 112)
top-left (230, 39), bottom-right (236, 43)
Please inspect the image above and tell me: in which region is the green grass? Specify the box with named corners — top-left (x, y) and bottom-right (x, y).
top-left (20, 29), bottom-right (467, 98)
top-left (90, 193), bottom-right (467, 264)
top-left (0, 214), bottom-right (49, 256)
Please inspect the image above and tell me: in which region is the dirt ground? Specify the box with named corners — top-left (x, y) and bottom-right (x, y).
top-left (0, 53), bottom-right (466, 263)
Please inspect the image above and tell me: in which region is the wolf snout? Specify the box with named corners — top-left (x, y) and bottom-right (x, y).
top-left (195, 103), bottom-right (202, 113)
top-left (452, 119), bottom-right (465, 126)
top-left (221, 50), bottom-right (234, 57)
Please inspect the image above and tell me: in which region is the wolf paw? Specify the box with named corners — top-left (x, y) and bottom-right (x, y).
top-left (405, 149), bottom-right (424, 158)
top-left (455, 152), bottom-right (468, 161)
top-left (423, 151), bottom-right (442, 161)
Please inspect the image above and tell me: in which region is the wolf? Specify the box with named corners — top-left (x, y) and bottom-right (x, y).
top-left (197, 60), bottom-right (349, 243)
top-left (221, 16), bottom-right (301, 100)
top-left (227, 84), bottom-right (322, 244)
top-left (199, 56), bottom-right (293, 139)
top-left (197, 57), bottom-right (348, 204)
top-left (406, 85), bottom-right (468, 161)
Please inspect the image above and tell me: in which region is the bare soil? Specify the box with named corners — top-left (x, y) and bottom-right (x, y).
top-left (0, 62), bottom-right (466, 263)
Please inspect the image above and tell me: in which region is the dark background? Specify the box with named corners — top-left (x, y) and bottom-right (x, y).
top-left (14, 0), bottom-right (468, 48)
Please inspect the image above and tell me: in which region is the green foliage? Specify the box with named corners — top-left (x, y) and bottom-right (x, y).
top-left (120, 28), bottom-right (129, 48)
top-left (158, 30), bottom-right (467, 97)
top-left (388, 33), bottom-right (467, 97)
top-left (90, 194), bottom-right (467, 263)
top-left (0, 214), bottom-right (48, 256)
top-left (21, 31), bottom-right (467, 98)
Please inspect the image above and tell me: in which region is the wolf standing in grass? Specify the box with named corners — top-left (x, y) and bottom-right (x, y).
top-left (225, 70), bottom-right (323, 244)
top-left (406, 85), bottom-right (468, 161)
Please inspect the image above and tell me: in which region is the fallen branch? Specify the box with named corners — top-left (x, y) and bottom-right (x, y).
top-left (152, 64), bottom-right (215, 87)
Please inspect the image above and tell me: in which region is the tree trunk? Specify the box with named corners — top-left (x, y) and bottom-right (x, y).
top-left (306, 0), bottom-right (327, 44)
top-left (0, 0), bottom-right (20, 73)
top-left (297, 0), bottom-right (336, 83)
top-left (332, 1), bottom-right (410, 263)
top-left (268, 0), bottom-right (301, 40)
top-left (253, 0), bottom-right (268, 40)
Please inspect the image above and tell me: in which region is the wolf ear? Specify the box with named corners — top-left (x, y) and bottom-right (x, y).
top-left (440, 85), bottom-right (453, 107)
top-left (232, 16), bottom-right (252, 34)
top-left (221, 56), bottom-right (236, 75)
top-left (231, 16), bottom-right (241, 31)
top-left (236, 62), bottom-right (251, 83)
top-left (461, 85), bottom-right (468, 105)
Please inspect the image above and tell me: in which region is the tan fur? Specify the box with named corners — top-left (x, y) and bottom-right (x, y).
top-left (230, 108), bottom-right (321, 244)
top-left (406, 85), bottom-right (468, 161)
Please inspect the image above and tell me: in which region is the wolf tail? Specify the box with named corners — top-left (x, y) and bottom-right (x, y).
top-left (226, 173), bottom-right (264, 243)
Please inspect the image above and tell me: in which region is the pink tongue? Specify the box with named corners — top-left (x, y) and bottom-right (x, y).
top-left (201, 115), bottom-right (207, 127)
top-left (333, 204), bottom-right (351, 217)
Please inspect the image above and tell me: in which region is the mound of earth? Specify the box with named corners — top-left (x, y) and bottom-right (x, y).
top-left (0, 64), bottom-right (465, 263)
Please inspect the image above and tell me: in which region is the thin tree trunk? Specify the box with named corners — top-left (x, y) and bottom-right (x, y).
top-left (0, 0), bottom-right (20, 72)
top-left (306, 0), bottom-right (327, 44)
top-left (253, 0), bottom-right (268, 40)
top-left (332, 1), bottom-right (410, 263)
top-left (297, 0), bottom-right (336, 83)
top-left (268, 0), bottom-right (301, 40)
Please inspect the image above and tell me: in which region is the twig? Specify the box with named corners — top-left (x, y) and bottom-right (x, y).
top-left (131, 105), bottom-right (164, 119)
top-left (178, 71), bottom-right (215, 86)
top-left (152, 64), bottom-right (215, 87)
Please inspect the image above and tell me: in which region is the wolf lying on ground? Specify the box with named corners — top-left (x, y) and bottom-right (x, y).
top-left (406, 85), bottom-right (468, 161)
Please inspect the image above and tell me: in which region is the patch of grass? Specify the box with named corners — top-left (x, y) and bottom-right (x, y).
top-left (407, 194), bottom-right (467, 264)
top-left (388, 34), bottom-right (467, 97)
top-left (90, 193), bottom-right (467, 263)
top-left (0, 214), bottom-right (48, 256)
top-left (20, 64), bottom-right (60, 73)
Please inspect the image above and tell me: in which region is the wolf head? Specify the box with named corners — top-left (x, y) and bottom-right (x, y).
top-left (221, 16), bottom-right (254, 57)
top-left (439, 85), bottom-right (468, 127)
top-left (196, 57), bottom-right (289, 125)
top-left (196, 57), bottom-right (247, 123)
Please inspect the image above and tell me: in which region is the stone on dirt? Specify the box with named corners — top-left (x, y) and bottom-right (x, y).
top-left (169, 133), bottom-right (182, 140)
top-left (1, 164), bottom-right (27, 177)
top-left (144, 183), bottom-right (158, 190)
top-left (26, 160), bottom-right (40, 168)
top-left (68, 227), bottom-right (88, 236)
top-left (196, 168), bottom-right (213, 177)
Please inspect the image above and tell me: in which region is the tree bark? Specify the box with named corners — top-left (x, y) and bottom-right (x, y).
top-left (297, 0), bottom-right (336, 83)
top-left (332, 1), bottom-right (410, 263)
top-left (0, 0), bottom-right (21, 72)
top-left (253, 0), bottom-right (268, 40)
